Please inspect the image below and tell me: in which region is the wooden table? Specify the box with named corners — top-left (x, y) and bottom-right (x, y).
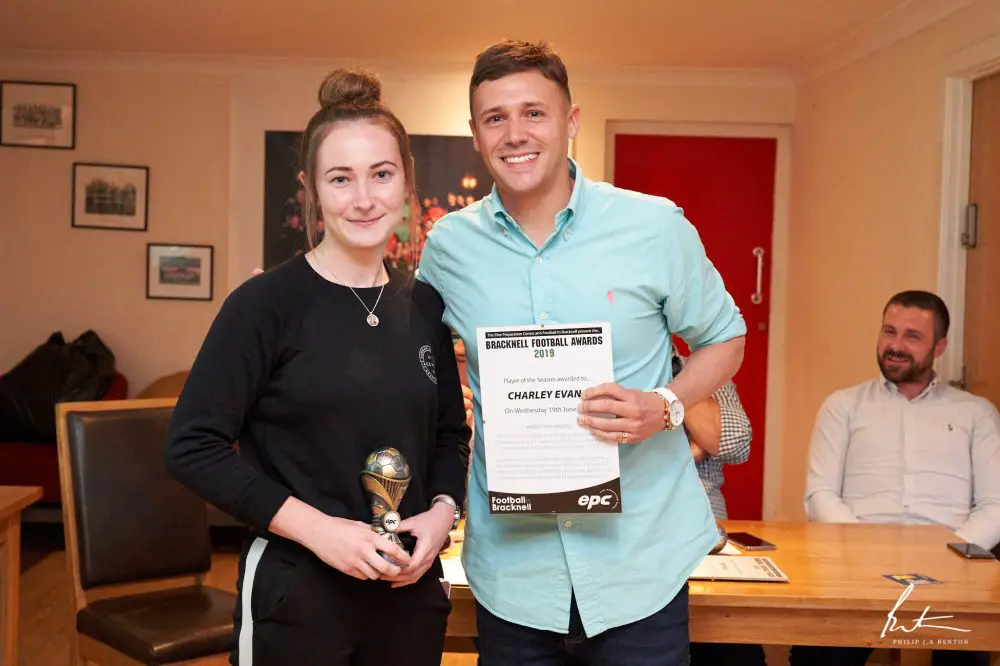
top-left (441, 520), bottom-right (1000, 654)
top-left (1, 485), bottom-right (43, 666)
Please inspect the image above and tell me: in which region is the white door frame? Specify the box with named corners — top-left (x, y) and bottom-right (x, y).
top-left (605, 121), bottom-right (791, 520)
top-left (936, 35), bottom-right (1000, 385)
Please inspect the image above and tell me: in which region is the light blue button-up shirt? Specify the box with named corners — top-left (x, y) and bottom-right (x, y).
top-left (417, 159), bottom-right (746, 636)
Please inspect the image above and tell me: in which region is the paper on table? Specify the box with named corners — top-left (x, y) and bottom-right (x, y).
top-left (440, 557), bottom-right (468, 586)
top-left (689, 555), bottom-right (789, 583)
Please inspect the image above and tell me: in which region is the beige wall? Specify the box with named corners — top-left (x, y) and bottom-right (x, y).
top-left (0, 58), bottom-right (794, 406)
top-left (779, 0), bottom-right (1000, 519)
top-left (0, 67), bottom-right (230, 396)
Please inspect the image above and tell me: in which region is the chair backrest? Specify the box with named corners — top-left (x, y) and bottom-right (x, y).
top-left (56, 399), bottom-right (211, 604)
top-left (135, 370), bottom-right (188, 399)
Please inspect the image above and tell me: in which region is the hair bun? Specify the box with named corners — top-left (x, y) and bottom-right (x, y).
top-left (317, 68), bottom-right (382, 108)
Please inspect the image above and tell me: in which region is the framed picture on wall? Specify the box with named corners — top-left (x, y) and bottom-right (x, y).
top-left (0, 80), bottom-right (76, 149)
top-left (146, 243), bottom-right (214, 301)
top-left (72, 162), bottom-right (149, 231)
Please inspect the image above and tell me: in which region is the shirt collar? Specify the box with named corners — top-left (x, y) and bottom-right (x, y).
top-left (880, 371), bottom-right (940, 400)
top-left (487, 157), bottom-right (585, 231)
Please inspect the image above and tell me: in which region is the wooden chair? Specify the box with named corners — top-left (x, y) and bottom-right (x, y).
top-left (135, 371), bottom-right (189, 400)
top-left (56, 398), bottom-right (236, 665)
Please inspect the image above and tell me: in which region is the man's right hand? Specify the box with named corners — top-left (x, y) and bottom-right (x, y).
top-left (462, 384), bottom-right (473, 427)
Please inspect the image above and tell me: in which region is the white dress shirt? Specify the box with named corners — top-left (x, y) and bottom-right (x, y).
top-left (804, 374), bottom-right (1000, 549)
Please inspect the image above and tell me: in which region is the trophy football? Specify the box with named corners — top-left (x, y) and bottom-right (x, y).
top-left (360, 447), bottom-right (411, 565)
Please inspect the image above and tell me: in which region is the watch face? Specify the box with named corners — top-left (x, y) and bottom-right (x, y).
top-left (670, 402), bottom-right (684, 426)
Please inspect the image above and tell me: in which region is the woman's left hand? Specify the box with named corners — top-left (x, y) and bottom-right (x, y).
top-left (382, 502), bottom-right (454, 588)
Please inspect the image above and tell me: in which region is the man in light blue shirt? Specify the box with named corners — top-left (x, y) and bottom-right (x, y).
top-left (416, 39), bottom-right (746, 665)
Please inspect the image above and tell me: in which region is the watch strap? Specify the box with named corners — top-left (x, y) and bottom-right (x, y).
top-left (431, 494), bottom-right (461, 529)
top-left (654, 387), bottom-right (680, 404)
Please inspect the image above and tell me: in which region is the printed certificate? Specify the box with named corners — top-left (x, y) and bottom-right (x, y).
top-left (476, 322), bottom-right (622, 514)
top-left (688, 556), bottom-right (789, 583)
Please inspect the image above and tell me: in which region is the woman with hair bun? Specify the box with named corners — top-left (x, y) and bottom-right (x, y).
top-left (164, 68), bottom-right (471, 665)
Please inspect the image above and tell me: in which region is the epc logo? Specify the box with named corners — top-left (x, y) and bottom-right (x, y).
top-left (577, 488), bottom-right (620, 511)
top-left (382, 510), bottom-right (401, 532)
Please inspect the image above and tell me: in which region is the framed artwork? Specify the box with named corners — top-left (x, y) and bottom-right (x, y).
top-left (262, 131), bottom-right (493, 271)
top-left (262, 131), bottom-right (309, 268)
top-left (146, 243), bottom-right (214, 301)
top-left (0, 80), bottom-right (76, 149)
top-left (72, 162), bottom-right (149, 231)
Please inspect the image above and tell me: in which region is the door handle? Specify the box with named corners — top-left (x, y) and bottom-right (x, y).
top-left (751, 246), bottom-right (764, 304)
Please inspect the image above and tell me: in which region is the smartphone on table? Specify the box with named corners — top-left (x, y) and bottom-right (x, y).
top-left (726, 531), bottom-right (777, 551)
top-left (947, 541), bottom-right (996, 560)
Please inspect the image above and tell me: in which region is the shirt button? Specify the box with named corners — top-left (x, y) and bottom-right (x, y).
top-left (540, 312), bottom-right (549, 320)
top-left (536, 257), bottom-right (543, 264)
top-left (564, 520), bottom-right (573, 528)
top-left (503, 229), bottom-right (510, 237)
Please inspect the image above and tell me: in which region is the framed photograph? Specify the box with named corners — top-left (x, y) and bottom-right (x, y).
top-left (72, 162), bottom-right (149, 231)
top-left (0, 80), bottom-right (76, 149)
top-left (146, 243), bottom-right (214, 301)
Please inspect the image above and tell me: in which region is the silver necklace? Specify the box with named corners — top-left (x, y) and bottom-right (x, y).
top-left (314, 251), bottom-right (385, 327)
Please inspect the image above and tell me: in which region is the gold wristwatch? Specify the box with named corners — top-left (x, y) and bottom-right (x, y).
top-left (652, 387), bottom-right (685, 430)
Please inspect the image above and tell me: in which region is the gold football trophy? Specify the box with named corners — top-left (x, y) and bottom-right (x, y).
top-left (360, 447), bottom-right (411, 565)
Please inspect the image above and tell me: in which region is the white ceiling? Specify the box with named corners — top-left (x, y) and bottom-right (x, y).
top-left (0, 0), bottom-right (936, 73)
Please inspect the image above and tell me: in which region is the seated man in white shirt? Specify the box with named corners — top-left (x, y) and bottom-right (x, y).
top-left (793, 290), bottom-right (999, 666)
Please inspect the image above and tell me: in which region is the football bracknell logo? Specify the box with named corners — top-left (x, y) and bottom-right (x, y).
top-left (419, 344), bottom-right (437, 384)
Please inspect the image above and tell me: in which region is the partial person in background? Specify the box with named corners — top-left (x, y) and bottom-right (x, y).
top-left (673, 349), bottom-right (752, 521)
top-left (795, 290), bottom-right (999, 666)
top-left (675, 349), bottom-right (767, 666)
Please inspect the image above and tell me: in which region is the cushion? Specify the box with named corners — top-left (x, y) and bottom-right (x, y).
top-left (77, 586), bottom-right (236, 664)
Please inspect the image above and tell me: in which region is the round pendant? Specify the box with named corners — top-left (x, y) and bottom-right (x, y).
top-left (367, 313), bottom-right (379, 327)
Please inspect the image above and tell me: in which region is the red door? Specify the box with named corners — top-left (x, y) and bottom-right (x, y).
top-left (613, 133), bottom-right (776, 520)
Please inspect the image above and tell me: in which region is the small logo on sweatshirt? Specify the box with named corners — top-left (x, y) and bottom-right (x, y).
top-left (419, 345), bottom-right (437, 384)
